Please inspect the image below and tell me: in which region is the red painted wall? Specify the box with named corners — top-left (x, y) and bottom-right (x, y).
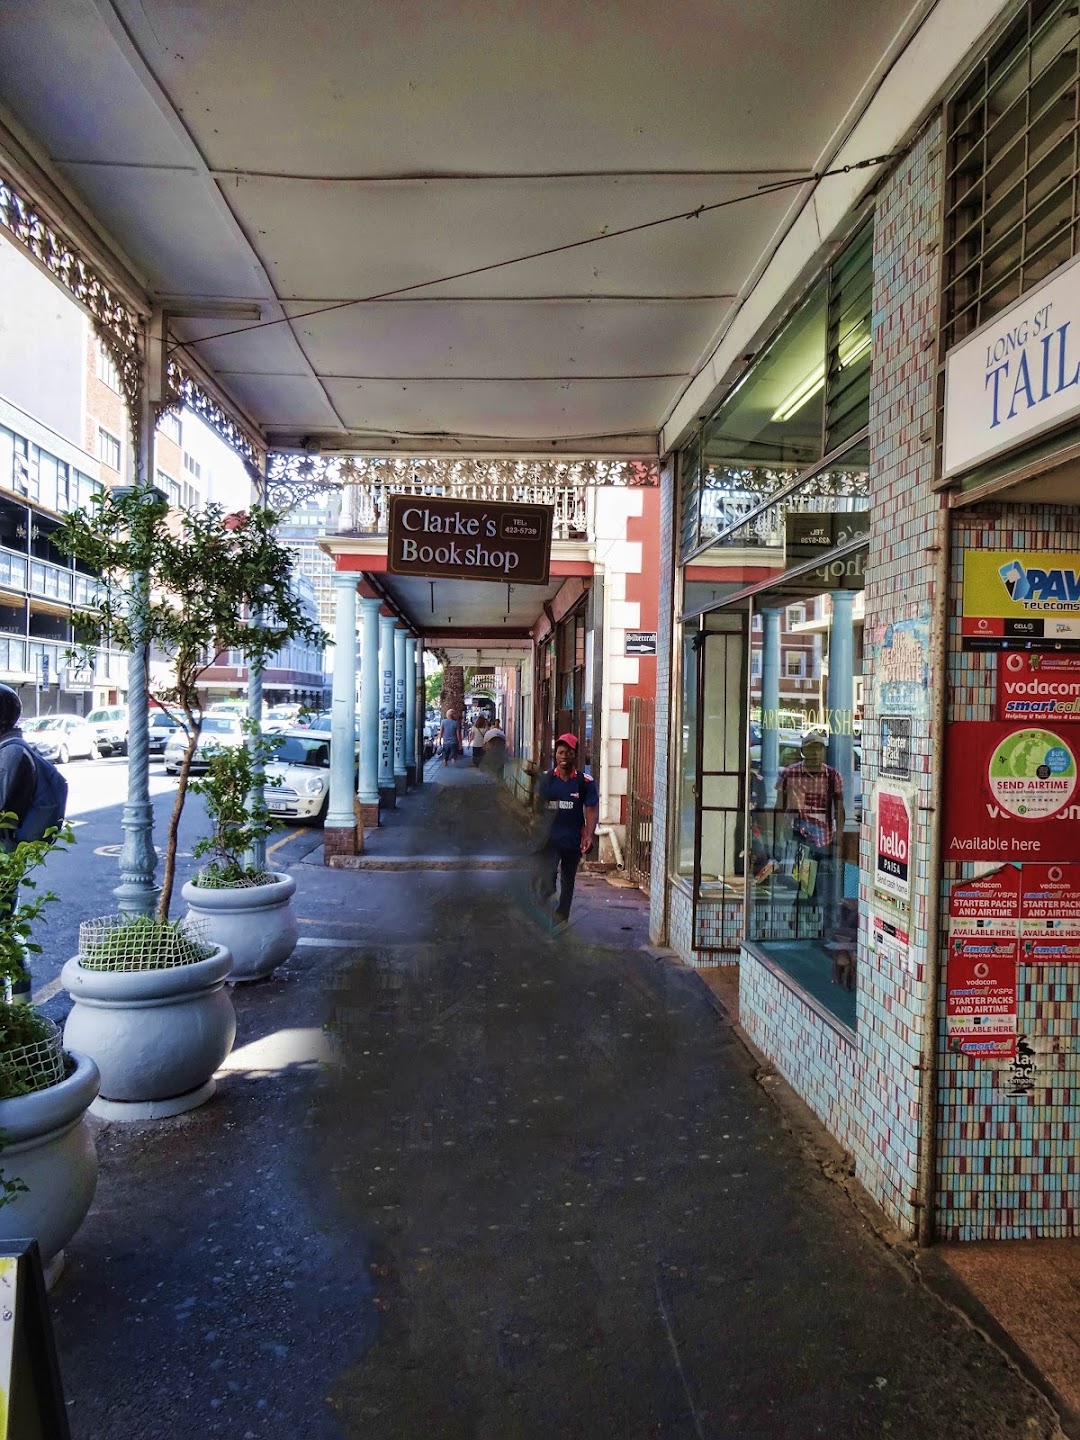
top-left (619, 488), bottom-right (662, 824)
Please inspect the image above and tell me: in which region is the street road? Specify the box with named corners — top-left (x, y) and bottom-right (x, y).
top-left (24, 753), bottom-right (324, 1023)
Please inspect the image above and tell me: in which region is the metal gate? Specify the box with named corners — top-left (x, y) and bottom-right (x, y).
top-left (626, 696), bottom-right (655, 890)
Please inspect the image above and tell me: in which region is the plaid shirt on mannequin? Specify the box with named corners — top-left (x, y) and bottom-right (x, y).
top-left (776, 760), bottom-right (843, 850)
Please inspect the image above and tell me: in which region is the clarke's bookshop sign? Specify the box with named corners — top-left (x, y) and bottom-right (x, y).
top-left (943, 253), bottom-right (1080, 480)
top-left (386, 495), bottom-right (553, 585)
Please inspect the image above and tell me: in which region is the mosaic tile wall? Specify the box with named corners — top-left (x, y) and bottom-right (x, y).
top-left (740, 122), bottom-right (944, 1235)
top-left (939, 505), bottom-right (1080, 1240)
top-left (650, 459), bottom-right (676, 945)
top-left (668, 884), bottom-right (742, 967)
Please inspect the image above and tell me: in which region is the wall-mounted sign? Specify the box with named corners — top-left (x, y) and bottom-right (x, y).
top-left (944, 721), bottom-right (1080, 861)
top-left (879, 716), bottom-right (912, 779)
top-left (873, 781), bottom-right (915, 912)
top-left (962, 550), bottom-right (1080, 650)
top-left (386, 495), bottom-right (553, 585)
top-left (943, 251), bottom-right (1080, 480)
top-left (1020, 862), bottom-right (1080, 961)
top-left (874, 617), bottom-right (930, 719)
top-left (997, 651), bottom-right (1080, 721)
top-left (625, 631), bottom-right (657, 656)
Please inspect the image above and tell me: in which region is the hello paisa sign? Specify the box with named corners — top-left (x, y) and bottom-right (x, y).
top-left (386, 495), bottom-right (553, 585)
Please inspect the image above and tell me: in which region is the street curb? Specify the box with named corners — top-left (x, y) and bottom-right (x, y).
top-left (328, 855), bottom-right (532, 871)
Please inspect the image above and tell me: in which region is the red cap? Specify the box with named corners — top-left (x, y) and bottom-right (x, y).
top-left (556, 733), bottom-right (579, 750)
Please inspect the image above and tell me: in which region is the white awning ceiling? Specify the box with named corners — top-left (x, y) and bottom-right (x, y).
top-left (0, 0), bottom-right (988, 459)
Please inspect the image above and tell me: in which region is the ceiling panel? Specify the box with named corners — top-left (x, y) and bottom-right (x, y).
top-left (224, 174), bottom-right (800, 302)
top-left (282, 298), bottom-right (729, 380)
top-left (379, 574), bottom-right (565, 631)
top-left (212, 372), bottom-right (341, 430)
top-left (320, 376), bottom-right (675, 442)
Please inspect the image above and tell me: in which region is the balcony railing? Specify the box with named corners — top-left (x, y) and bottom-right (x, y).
top-left (335, 479), bottom-right (591, 542)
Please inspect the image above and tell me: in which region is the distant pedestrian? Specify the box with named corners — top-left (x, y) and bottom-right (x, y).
top-left (468, 716), bottom-right (488, 768)
top-left (440, 709), bottom-right (461, 766)
top-left (482, 717), bottom-right (507, 778)
top-left (533, 733), bottom-right (597, 931)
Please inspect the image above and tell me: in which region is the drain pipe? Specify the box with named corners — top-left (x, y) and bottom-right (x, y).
top-left (596, 824), bottom-right (625, 870)
top-left (916, 498), bottom-right (950, 1248)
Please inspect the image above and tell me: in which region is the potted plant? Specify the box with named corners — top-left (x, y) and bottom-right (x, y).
top-left (55, 487), bottom-right (326, 922)
top-left (0, 820), bottom-right (99, 1273)
top-left (54, 490), bottom-right (324, 1113)
top-left (0, 1003), bottom-right (99, 1277)
top-left (61, 915), bottom-right (234, 1120)
top-left (182, 724), bottom-right (298, 982)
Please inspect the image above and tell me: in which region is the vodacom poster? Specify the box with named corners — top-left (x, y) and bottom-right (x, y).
top-left (944, 722), bottom-right (1080, 862)
top-left (996, 651), bottom-right (1080, 722)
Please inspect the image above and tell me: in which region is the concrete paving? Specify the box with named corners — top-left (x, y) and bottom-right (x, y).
top-left (48, 762), bottom-right (1069, 1438)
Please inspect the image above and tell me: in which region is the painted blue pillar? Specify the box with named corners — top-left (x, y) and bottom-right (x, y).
top-left (393, 626), bottom-right (408, 795)
top-left (325, 572), bottom-right (359, 842)
top-left (405, 636), bottom-right (418, 782)
top-left (826, 589), bottom-right (856, 822)
top-left (378, 612), bottom-right (397, 809)
top-left (357, 596), bottom-right (381, 822)
top-left (761, 605), bottom-right (783, 807)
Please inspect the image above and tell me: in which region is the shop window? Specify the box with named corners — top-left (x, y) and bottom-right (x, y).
top-left (677, 221), bottom-right (871, 563)
top-left (747, 573), bottom-right (866, 1029)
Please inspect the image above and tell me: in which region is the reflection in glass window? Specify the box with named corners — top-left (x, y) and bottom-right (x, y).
top-left (747, 573), bottom-right (865, 1028)
top-left (676, 627), bottom-right (698, 876)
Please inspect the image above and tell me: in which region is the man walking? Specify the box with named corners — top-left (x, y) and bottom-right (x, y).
top-left (439, 709), bottom-right (461, 766)
top-left (534, 733), bottom-right (598, 931)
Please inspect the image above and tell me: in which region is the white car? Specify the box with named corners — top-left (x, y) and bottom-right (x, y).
top-left (263, 729), bottom-right (342, 824)
top-left (163, 715), bottom-right (245, 774)
top-left (23, 713), bottom-right (98, 763)
top-left (85, 705), bottom-right (128, 756)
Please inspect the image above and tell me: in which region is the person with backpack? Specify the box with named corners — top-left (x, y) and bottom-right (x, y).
top-left (0, 685), bottom-right (39, 850)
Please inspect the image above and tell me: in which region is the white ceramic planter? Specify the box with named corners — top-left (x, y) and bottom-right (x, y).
top-left (61, 946), bottom-right (236, 1120)
top-left (182, 872), bottom-right (298, 982)
top-left (0, 1049), bottom-right (100, 1263)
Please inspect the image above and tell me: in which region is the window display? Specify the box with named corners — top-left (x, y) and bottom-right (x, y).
top-left (747, 577), bottom-right (865, 1028)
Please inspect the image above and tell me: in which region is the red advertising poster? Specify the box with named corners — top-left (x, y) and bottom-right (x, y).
top-left (1020, 862), bottom-right (1080, 962)
top-left (873, 784), bottom-right (913, 909)
top-left (944, 722), bottom-right (1080, 862)
top-left (947, 867), bottom-right (1019, 1060)
top-left (945, 933), bottom-right (1019, 1060)
top-left (997, 652), bottom-right (1080, 722)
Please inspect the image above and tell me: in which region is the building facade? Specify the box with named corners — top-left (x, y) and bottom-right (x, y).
top-left (652, 0), bottom-right (1080, 1243)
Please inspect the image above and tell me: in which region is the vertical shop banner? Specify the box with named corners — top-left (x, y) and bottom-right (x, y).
top-left (947, 866), bottom-right (1020, 1059)
top-left (873, 782), bottom-right (914, 911)
top-left (873, 616), bottom-right (930, 720)
top-left (944, 721), bottom-right (1080, 861)
top-left (1020, 863), bottom-right (1080, 962)
top-left (996, 652), bottom-right (1080, 721)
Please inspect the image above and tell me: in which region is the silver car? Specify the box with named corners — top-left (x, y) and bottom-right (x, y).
top-left (23, 713), bottom-right (99, 764)
top-left (263, 730), bottom-right (334, 824)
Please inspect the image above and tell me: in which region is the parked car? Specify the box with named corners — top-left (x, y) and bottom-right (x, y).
top-left (23, 713), bottom-right (98, 763)
top-left (206, 700), bottom-right (247, 718)
top-left (148, 709), bottom-right (189, 756)
top-left (264, 704), bottom-right (302, 732)
top-left (163, 714), bottom-right (245, 775)
top-left (85, 705), bottom-right (128, 756)
top-left (263, 729), bottom-right (338, 824)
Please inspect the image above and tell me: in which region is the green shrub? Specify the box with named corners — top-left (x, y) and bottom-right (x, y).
top-left (79, 917), bottom-right (214, 972)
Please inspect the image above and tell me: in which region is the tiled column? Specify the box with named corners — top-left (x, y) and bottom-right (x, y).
top-left (324, 571), bottom-right (359, 859)
top-left (393, 626), bottom-right (408, 795)
top-left (378, 612), bottom-right (397, 810)
top-left (357, 597), bottom-right (381, 827)
top-left (405, 636), bottom-right (418, 784)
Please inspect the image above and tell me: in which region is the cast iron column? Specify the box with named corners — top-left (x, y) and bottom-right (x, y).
top-left (761, 605), bottom-right (783, 807)
top-left (357, 596), bottom-right (381, 827)
top-left (378, 612), bottom-right (397, 809)
top-left (405, 636), bottom-right (418, 784)
top-left (325, 571), bottom-right (359, 852)
top-left (393, 626), bottom-right (408, 795)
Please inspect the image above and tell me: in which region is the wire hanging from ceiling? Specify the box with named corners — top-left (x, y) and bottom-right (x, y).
top-left (168, 150), bottom-right (900, 356)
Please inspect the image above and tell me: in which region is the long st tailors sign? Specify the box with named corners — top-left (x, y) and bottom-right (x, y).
top-left (386, 495), bottom-right (553, 585)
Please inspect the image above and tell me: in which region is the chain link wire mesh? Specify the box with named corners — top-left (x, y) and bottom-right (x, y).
top-left (78, 914), bottom-right (214, 971)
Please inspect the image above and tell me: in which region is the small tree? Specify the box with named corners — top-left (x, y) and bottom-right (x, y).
top-left (189, 722), bottom-right (281, 887)
top-left (56, 487), bottom-right (325, 919)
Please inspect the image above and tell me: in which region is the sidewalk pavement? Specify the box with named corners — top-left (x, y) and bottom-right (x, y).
top-left (45, 760), bottom-right (1078, 1438)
